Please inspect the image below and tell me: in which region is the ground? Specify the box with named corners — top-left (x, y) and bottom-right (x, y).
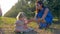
top-left (0, 17), bottom-right (60, 34)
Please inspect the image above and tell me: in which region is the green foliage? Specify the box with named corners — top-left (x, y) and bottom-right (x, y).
top-left (4, 0), bottom-right (60, 20)
top-left (4, 0), bottom-right (35, 19)
top-left (46, 0), bottom-right (60, 22)
top-left (0, 17), bottom-right (3, 25)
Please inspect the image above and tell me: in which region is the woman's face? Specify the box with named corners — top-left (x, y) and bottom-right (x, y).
top-left (36, 3), bottom-right (42, 10)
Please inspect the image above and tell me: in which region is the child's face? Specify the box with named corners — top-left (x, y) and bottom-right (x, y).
top-left (19, 18), bottom-right (24, 20)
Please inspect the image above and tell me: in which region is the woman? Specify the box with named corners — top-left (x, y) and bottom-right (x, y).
top-left (35, 1), bottom-right (53, 29)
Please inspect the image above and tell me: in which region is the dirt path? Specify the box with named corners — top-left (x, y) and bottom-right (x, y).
top-left (49, 24), bottom-right (60, 34)
top-left (53, 28), bottom-right (60, 34)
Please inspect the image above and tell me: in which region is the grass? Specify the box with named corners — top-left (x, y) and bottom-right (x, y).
top-left (2, 17), bottom-right (16, 24)
top-left (0, 17), bottom-right (16, 34)
top-left (0, 17), bottom-right (60, 34)
top-left (53, 19), bottom-right (58, 21)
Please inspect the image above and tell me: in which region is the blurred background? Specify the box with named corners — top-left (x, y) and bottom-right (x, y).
top-left (0, 0), bottom-right (60, 34)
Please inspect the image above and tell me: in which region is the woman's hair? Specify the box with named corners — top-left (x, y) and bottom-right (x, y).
top-left (36, 1), bottom-right (44, 13)
top-left (37, 1), bottom-right (44, 7)
top-left (16, 12), bottom-right (26, 20)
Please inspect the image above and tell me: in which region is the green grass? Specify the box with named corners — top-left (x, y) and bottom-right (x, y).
top-left (0, 17), bottom-right (59, 25)
top-left (0, 17), bottom-right (16, 34)
top-left (0, 17), bottom-right (60, 34)
top-left (53, 19), bottom-right (58, 21)
top-left (2, 17), bottom-right (16, 24)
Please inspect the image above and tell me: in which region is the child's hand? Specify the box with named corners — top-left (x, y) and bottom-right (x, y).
top-left (37, 18), bottom-right (45, 23)
top-left (30, 18), bottom-right (34, 21)
top-left (24, 18), bottom-right (28, 24)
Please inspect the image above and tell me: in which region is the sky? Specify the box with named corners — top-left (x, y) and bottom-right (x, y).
top-left (0, 0), bottom-right (18, 16)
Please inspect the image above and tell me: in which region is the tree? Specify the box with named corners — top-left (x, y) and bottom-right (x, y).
top-left (47, 0), bottom-right (60, 22)
top-left (4, 0), bottom-right (35, 19)
top-left (4, 0), bottom-right (60, 20)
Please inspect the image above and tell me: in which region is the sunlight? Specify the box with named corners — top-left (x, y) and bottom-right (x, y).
top-left (0, 0), bottom-right (18, 16)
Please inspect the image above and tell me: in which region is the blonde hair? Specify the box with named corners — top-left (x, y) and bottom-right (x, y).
top-left (16, 12), bottom-right (26, 20)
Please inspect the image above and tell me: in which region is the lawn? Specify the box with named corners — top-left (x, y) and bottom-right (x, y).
top-left (0, 17), bottom-right (60, 34)
top-left (0, 17), bottom-right (16, 34)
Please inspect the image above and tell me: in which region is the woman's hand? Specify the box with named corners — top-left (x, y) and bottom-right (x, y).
top-left (37, 18), bottom-right (45, 23)
top-left (40, 18), bottom-right (46, 23)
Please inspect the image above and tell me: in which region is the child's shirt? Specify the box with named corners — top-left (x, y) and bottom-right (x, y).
top-left (15, 20), bottom-right (33, 32)
top-left (15, 20), bottom-right (25, 32)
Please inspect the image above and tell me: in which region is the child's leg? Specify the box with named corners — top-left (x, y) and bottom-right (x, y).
top-left (23, 30), bottom-right (37, 34)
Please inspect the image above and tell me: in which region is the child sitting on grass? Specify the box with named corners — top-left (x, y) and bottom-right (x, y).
top-left (15, 12), bottom-right (37, 34)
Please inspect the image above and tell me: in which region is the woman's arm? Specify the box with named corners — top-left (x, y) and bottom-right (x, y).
top-left (38, 8), bottom-right (49, 23)
top-left (42, 8), bottom-right (49, 19)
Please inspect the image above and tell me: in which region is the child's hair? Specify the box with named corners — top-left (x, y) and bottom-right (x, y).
top-left (16, 12), bottom-right (26, 20)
